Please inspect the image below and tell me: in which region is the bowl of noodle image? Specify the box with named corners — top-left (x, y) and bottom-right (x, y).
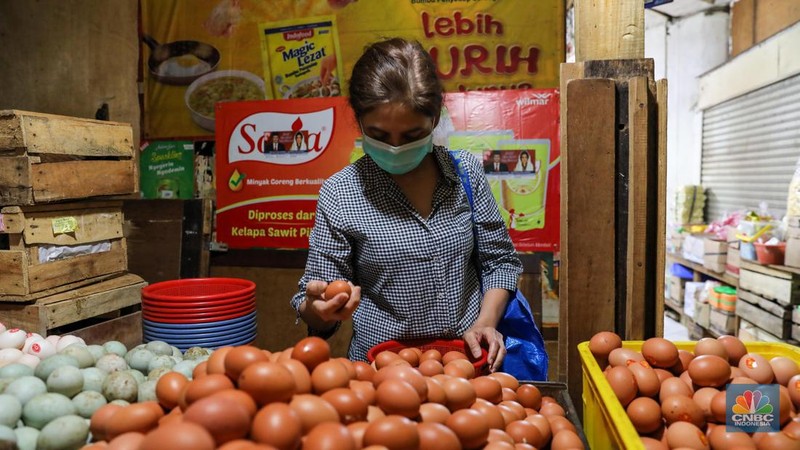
top-left (185, 70), bottom-right (266, 131)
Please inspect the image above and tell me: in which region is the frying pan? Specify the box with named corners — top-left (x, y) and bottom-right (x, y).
top-left (143, 34), bottom-right (220, 85)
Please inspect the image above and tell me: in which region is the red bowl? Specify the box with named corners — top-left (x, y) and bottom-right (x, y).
top-left (141, 299), bottom-right (254, 315)
top-left (367, 338), bottom-right (488, 371)
top-left (142, 295), bottom-right (254, 310)
top-left (142, 278), bottom-right (255, 302)
top-left (142, 305), bottom-right (256, 323)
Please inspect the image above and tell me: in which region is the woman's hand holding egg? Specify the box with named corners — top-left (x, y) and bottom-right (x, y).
top-left (304, 280), bottom-right (361, 323)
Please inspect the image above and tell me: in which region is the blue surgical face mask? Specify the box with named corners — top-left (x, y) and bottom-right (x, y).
top-left (361, 131), bottom-right (434, 175)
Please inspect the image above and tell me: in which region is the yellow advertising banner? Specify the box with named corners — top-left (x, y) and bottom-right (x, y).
top-left (141, 0), bottom-right (564, 139)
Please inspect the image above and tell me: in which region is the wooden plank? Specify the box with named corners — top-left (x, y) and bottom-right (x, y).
top-left (70, 311), bottom-right (142, 349)
top-left (739, 264), bottom-right (800, 306)
top-left (666, 252), bottom-right (739, 287)
top-left (0, 272), bottom-right (121, 303)
top-left (2, 202), bottom-right (122, 245)
top-left (31, 159), bottom-right (136, 203)
top-left (754, 0), bottom-right (800, 44)
top-left (27, 239), bottom-right (127, 293)
top-left (0, 251), bottom-right (28, 295)
top-left (0, 156), bottom-right (32, 205)
top-left (731, 0), bottom-right (756, 57)
top-left (0, 110), bottom-right (133, 157)
top-left (740, 259), bottom-right (793, 280)
top-left (44, 275), bottom-right (144, 329)
top-left (0, 274), bottom-right (144, 334)
top-left (625, 76), bottom-right (649, 340)
top-left (735, 298), bottom-right (791, 339)
top-left (655, 78), bottom-right (668, 339)
top-left (562, 77), bottom-right (617, 415)
top-left (575, 0), bottom-right (644, 61)
top-left (558, 61), bottom-right (584, 385)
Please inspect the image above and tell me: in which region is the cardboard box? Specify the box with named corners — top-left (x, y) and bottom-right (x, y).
top-left (703, 237), bottom-right (728, 273)
top-left (726, 247), bottom-right (741, 277)
top-left (710, 307), bottom-right (737, 335)
top-left (684, 282), bottom-right (705, 318)
top-left (669, 275), bottom-right (685, 303)
top-left (786, 217), bottom-right (800, 269)
top-left (694, 301), bottom-right (711, 329)
top-left (726, 225), bottom-right (741, 250)
top-left (682, 234), bottom-right (708, 264)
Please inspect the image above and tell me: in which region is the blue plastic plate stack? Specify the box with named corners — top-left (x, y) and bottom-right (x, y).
top-left (141, 278), bottom-right (257, 351)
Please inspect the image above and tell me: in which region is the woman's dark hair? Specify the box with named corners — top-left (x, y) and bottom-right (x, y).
top-left (519, 150), bottom-right (530, 159)
top-left (348, 38), bottom-right (443, 122)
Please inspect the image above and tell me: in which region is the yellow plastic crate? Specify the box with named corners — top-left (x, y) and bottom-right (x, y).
top-left (578, 340), bottom-right (800, 450)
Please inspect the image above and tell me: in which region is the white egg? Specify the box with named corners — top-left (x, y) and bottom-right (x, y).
top-left (0, 348), bottom-right (23, 367)
top-left (45, 335), bottom-right (60, 347)
top-left (0, 329), bottom-right (27, 350)
top-left (0, 323), bottom-right (6, 334)
top-left (22, 337), bottom-right (45, 354)
top-left (26, 339), bottom-right (56, 359)
top-left (56, 335), bottom-right (83, 352)
top-left (26, 332), bottom-right (43, 341)
top-left (16, 354), bottom-right (40, 369)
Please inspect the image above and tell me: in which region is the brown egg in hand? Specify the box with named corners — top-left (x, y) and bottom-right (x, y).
top-left (325, 280), bottom-right (352, 300)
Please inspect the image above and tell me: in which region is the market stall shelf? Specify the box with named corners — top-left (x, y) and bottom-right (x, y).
top-left (0, 273), bottom-right (145, 344)
top-left (0, 109), bottom-right (137, 206)
top-left (0, 201), bottom-right (128, 300)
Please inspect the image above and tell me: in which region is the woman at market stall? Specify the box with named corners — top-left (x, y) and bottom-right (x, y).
top-left (290, 37), bottom-right (522, 372)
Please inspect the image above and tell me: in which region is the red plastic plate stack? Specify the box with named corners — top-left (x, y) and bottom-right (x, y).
top-left (141, 278), bottom-right (257, 351)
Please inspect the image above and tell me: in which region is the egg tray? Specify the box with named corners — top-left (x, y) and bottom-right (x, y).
top-left (578, 340), bottom-right (800, 450)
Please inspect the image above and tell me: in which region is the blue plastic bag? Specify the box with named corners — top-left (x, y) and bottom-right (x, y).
top-left (448, 151), bottom-right (549, 381)
top-left (497, 289), bottom-right (549, 381)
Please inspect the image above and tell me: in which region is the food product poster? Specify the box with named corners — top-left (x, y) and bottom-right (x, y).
top-left (216, 88), bottom-right (559, 251)
top-left (140, 0), bottom-right (564, 139)
top-left (215, 96), bottom-right (361, 249)
top-left (139, 141), bottom-right (196, 199)
top-left (444, 88), bottom-right (560, 252)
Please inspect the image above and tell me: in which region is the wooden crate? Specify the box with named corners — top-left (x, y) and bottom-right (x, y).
top-left (0, 273), bottom-right (144, 336)
top-left (0, 201), bottom-right (127, 300)
top-left (0, 110), bottom-right (137, 206)
top-left (736, 289), bottom-right (793, 340)
top-left (739, 260), bottom-right (800, 306)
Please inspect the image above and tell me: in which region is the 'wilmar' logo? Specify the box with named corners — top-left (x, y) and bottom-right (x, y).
top-left (228, 109), bottom-right (334, 165)
top-left (516, 93), bottom-right (553, 106)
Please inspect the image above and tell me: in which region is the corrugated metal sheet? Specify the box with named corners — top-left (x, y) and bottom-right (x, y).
top-left (701, 74), bottom-right (800, 221)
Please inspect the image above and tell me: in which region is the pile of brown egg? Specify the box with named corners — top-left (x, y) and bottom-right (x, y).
top-left (82, 337), bottom-right (584, 449)
top-left (589, 331), bottom-right (800, 450)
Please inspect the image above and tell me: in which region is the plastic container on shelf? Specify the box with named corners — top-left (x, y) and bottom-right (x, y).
top-left (754, 242), bottom-right (787, 265)
top-left (578, 340), bottom-right (800, 450)
top-left (367, 338), bottom-right (488, 372)
top-left (714, 285), bottom-right (737, 312)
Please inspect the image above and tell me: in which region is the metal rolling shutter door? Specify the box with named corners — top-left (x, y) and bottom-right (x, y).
top-left (701, 74), bottom-right (800, 221)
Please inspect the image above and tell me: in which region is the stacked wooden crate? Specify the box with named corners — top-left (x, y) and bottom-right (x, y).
top-left (736, 260), bottom-right (800, 342)
top-left (0, 110), bottom-right (145, 345)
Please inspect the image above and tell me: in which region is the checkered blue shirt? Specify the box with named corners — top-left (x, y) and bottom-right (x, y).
top-left (291, 146), bottom-right (522, 361)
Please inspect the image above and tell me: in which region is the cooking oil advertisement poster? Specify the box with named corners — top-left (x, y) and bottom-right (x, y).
top-left (139, 141), bottom-right (196, 199)
top-left (140, 0), bottom-right (564, 139)
top-left (445, 88), bottom-right (560, 253)
top-left (215, 89), bottom-right (559, 251)
top-left (215, 96), bottom-right (361, 249)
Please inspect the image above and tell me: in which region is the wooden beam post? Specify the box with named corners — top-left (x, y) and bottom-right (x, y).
top-left (561, 77), bottom-right (618, 414)
top-left (575, 0), bottom-right (645, 62)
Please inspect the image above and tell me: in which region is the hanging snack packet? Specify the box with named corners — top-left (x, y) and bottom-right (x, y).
top-left (259, 16), bottom-right (343, 100)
